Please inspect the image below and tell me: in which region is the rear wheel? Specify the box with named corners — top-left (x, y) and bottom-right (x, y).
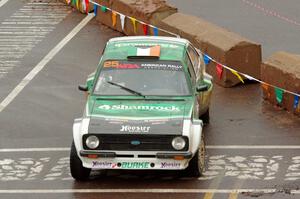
top-left (200, 109), bottom-right (210, 124)
top-left (184, 135), bottom-right (205, 177)
top-left (70, 141), bottom-right (91, 181)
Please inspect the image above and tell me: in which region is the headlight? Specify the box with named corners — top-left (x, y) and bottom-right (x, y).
top-left (85, 135), bottom-right (99, 149)
top-left (172, 137), bottom-right (186, 150)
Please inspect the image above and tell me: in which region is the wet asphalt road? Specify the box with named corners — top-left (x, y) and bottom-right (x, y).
top-left (0, 0), bottom-right (300, 199)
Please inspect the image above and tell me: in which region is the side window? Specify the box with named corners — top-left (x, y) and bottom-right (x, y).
top-left (185, 53), bottom-right (196, 84)
top-left (187, 45), bottom-right (201, 78)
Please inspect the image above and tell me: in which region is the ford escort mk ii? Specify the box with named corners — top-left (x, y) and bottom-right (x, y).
top-left (70, 36), bottom-right (213, 180)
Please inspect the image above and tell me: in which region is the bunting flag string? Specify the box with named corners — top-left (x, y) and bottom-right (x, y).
top-left (89, 0), bottom-right (179, 38)
top-left (88, 0), bottom-right (300, 103)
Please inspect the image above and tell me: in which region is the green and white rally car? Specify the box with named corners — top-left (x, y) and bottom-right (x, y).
top-left (70, 36), bottom-right (213, 180)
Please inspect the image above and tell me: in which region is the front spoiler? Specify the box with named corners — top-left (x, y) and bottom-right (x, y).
top-left (79, 150), bottom-right (193, 170)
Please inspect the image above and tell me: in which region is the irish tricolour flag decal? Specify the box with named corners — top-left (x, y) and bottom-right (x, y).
top-left (128, 45), bottom-right (161, 57)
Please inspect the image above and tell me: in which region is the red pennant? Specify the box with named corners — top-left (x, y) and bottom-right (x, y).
top-left (85, 0), bottom-right (89, 13)
top-left (142, 24), bottom-right (148, 35)
top-left (216, 63), bottom-right (223, 80)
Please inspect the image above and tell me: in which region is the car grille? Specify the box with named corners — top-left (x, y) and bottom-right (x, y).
top-left (82, 134), bottom-right (189, 151)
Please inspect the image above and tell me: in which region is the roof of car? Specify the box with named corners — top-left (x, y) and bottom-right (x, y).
top-left (108, 36), bottom-right (189, 45)
top-left (103, 36), bottom-right (188, 61)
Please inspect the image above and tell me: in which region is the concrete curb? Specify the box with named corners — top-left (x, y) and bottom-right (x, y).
top-left (262, 51), bottom-right (300, 116)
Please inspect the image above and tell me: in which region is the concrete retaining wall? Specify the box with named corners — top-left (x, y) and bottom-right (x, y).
top-left (261, 52), bottom-right (300, 116)
top-left (159, 13), bottom-right (262, 87)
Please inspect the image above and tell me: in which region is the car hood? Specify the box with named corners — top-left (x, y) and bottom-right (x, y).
top-left (86, 98), bottom-right (193, 135)
top-left (87, 98), bottom-right (192, 119)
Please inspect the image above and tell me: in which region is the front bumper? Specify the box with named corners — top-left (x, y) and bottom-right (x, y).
top-left (79, 150), bottom-right (192, 170)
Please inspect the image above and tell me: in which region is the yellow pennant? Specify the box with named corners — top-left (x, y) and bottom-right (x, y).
top-left (230, 69), bottom-right (244, 83)
top-left (112, 12), bottom-right (117, 27)
top-left (76, 0), bottom-right (79, 9)
top-left (130, 17), bottom-right (137, 33)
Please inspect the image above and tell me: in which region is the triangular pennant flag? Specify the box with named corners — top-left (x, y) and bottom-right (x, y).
top-left (244, 74), bottom-right (255, 81)
top-left (66, 0), bottom-right (71, 5)
top-left (131, 17), bottom-right (137, 33)
top-left (204, 54), bottom-right (211, 65)
top-left (85, 0), bottom-right (89, 14)
top-left (261, 83), bottom-right (271, 98)
top-left (230, 69), bottom-right (244, 83)
top-left (216, 63), bottom-right (223, 80)
top-left (82, 0), bottom-right (86, 12)
top-left (94, 4), bottom-right (98, 16)
top-left (112, 11), bottom-right (117, 27)
top-left (119, 14), bottom-right (125, 31)
top-left (101, 6), bottom-right (107, 12)
top-left (142, 24), bottom-right (148, 35)
top-left (294, 95), bottom-right (299, 109)
top-left (275, 87), bottom-right (284, 104)
top-left (72, 0), bottom-right (76, 6)
top-left (153, 27), bottom-right (158, 36)
top-left (261, 83), bottom-right (268, 91)
top-left (76, 0), bottom-right (79, 9)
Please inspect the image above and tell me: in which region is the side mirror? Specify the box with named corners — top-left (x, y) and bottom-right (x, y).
top-left (78, 85), bottom-right (88, 92)
top-left (196, 84), bottom-right (208, 92)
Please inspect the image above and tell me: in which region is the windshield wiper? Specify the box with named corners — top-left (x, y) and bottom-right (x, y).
top-left (106, 81), bottom-right (145, 97)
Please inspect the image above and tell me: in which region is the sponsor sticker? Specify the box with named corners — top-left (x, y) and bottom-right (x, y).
top-left (98, 105), bottom-right (180, 112)
top-left (160, 162), bottom-right (181, 169)
top-left (120, 125), bottom-right (150, 133)
top-left (119, 162), bottom-right (151, 169)
top-left (92, 161), bottom-right (117, 169)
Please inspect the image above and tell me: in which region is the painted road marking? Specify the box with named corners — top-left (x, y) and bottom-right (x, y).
top-left (0, 1), bottom-right (70, 80)
top-left (2, 152), bottom-right (300, 181)
top-left (0, 148), bottom-right (69, 152)
top-left (0, 13), bottom-right (94, 113)
top-left (0, 0), bottom-right (9, 8)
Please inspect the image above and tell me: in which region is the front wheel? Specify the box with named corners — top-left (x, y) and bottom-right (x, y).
top-left (70, 141), bottom-right (91, 181)
top-left (184, 135), bottom-right (205, 177)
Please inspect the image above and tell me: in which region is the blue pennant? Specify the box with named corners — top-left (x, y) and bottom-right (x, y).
top-left (94, 4), bottom-right (98, 16)
top-left (294, 95), bottom-right (299, 109)
top-left (153, 27), bottom-right (158, 36)
top-left (204, 54), bottom-right (211, 65)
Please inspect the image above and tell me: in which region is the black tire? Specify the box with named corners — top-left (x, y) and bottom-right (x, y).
top-left (184, 135), bottom-right (205, 177)
top-left (70, 141), bottom-right (91, 181)
top-left (200, 109), bottom-right (210, 124)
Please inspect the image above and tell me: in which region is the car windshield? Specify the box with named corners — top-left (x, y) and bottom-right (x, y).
top-left (93, 60), bottom-right (191, 96)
